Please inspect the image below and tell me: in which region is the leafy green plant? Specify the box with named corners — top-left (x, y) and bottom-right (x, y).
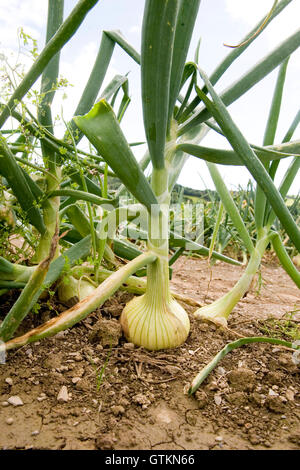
top-left (0, 0), bottom-right (299, 357)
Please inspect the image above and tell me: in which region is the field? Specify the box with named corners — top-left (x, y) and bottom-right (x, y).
top-left (1, 256), bottom-right (299, 450)
top-left (0, 0), bottom-right (300, 454)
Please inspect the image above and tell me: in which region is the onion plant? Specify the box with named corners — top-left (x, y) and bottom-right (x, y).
top-left (0, 0), bottom-right (299, 355)
top-left (192, 60), bottom-right (300, 326)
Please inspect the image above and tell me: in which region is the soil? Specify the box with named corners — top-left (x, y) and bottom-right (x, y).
top-left (0, 256), bottom-right (299, 450)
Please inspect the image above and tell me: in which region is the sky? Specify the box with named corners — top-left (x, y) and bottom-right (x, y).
top-left (0, 0), bottom-right (299, 194)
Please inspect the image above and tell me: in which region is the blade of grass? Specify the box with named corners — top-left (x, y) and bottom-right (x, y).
top-left (176, 141), bottom-right (300, 166)
top-left (48, 189), bottom-right (115, 207)
top-left (141, 0), bottom-right (180, 169)
top-left (0, 226), bottom-right (59, 342)
top-left (270, 231), bottom-right (300, 288)
top-left (104, 30), bottom-right (140, 64)
top-left (255, 58), bottom-right (289, 229)
top-left (0, 134), bottom-right (46, 234)
top-left (1, 251), bottom-right (157, 351)
top-left (189, 336), bottom-right (300, 395)
top-left (167, 0), bottom-right (201, 124)
top-left (38, 0), bottom-right (64, 164)
top-left (74, 101), bottom-right (158, 211)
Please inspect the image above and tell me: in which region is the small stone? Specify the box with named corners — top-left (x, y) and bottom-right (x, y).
top-left (207, 381), bottom-right (218, 391)
top-left (8, 396), bottom-right (23, 407)
top-left (214, 394), bottom-right (222, 406)
top-left (248, 433), bottom-right (260, 445)
top-left (74, 354), bottom-right (83, 362)
top-left (57, 385), bottom-right (69, 403)
top-left (268, 389), bottom-right (278, 396)
top-left (31, 430), bottom-right (39, 436)
top-left (5, 378), bottom-right (13, 386)
top-left (123, 342), bottom-right (135, 350)
top-left (216, 367), bottom-right (226, 375)
top-left (199, 323), bottom-right (209, 332)
top-left (56, 365), bottom-right (68, 373)
top-left (286, 390), bottom-right (294, 401)
top-left (71, 377), bottom-right (81, 384)
top-left (215, 436), bottom-right (223, 442)
top-left (1, 401), bottom-right (9, 407)
top-left (6, 417), bottom-right (14, 425)
top-left (111, 405), bottom-right (125, 416)
top-left (37, 396), bottom-right (47, 402)
top-left (263, 440), bottom-right (272, 448)
top-left (55, 331), bottom-right (66, 339)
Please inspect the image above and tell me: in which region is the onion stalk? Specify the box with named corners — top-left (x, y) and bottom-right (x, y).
top-left (120, 167), bottom-right (190, 350)
top-left (194, 229), bottom-right (270, 327)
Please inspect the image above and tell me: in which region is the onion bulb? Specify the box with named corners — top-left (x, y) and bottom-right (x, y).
top-left (57, 275), bottom-right (95, 306)
top-left (120, 294), bottom-right (190, 350)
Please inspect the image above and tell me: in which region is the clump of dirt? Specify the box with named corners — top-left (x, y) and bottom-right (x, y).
top-left (88, 317), bottom-right (122, 347)
top-left (0, 257), bottom-right (299, 450)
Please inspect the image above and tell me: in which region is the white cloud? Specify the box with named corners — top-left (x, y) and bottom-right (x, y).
top-left (129, 25), bottom-right (141, 34)
top-left (225, 0), bottom-right (300, 46)
top-left (0, 0), bottom-right (47, 48)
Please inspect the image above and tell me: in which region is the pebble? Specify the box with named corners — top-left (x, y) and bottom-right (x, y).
top-left (268, 389), bottom-right (278, 396)
top-left (6, 418), bottom-right (14, 425)
top-left (123, 342), bottom-right (135, 350)
top-left (286, 390), bottom-right (294, 401)
top-left (111, 405), bottom-right (125, 416)
top-left (1, 401), bottom-right (9, 407)
top-left (215, 436), bottom-right (223, 442)
top-left (5, 378), bottom-right (13, 386)
top-left (207, 381), bottom-right (218, 391)
top-left (8, 396), bottom-right (24, 407)
top-left (57, 386), bottom-right (69, 403)
top-left (37, 397), bottom-right (46, 402)
top-left (214, 394), bottom-right (222, 406)
top-left (74, 354), bottom-right (83, 362)
top-left (72, 377), bottom-right (81, 384)
top-left (56, 366), bottom-right (68, 373)
top-left (31, 430), bottom-right (40, 436)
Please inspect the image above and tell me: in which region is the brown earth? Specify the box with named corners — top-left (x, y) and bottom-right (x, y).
top-left (0, 256), bottom-right (299, 450)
